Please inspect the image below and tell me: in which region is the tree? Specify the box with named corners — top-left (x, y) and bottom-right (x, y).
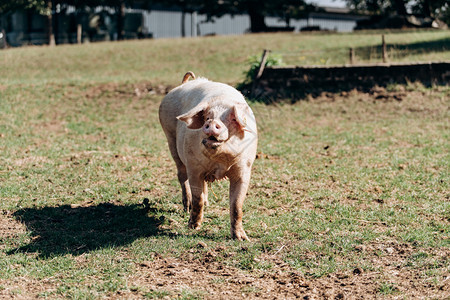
top-left (0, 0), bottom-right (54, 45)
top-left (191, 0), bottom-right (316, 33)
top-left (345, 0), bottom-right (449, 20)
top-left (0, 0), bottom-right (45, 14)
top-left (134, 0), bottom-right (318, 34)
top-left (56, 0), bottom-right (148, 41)
top-left (393, 0), bottom-right (407, 15)
top-left (410, 0), bottom-right (449, 21)
top-left (47, 0), bottom-right (55, 46)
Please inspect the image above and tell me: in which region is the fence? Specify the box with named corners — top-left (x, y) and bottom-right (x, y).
top-left (248, 45), bottom-right (450, 100)
top-left (265, 34), bottom-right (449, 67)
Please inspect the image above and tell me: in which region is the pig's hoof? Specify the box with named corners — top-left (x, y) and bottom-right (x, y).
top-left (188, 221), bottom-right (202, 230)
top-left (183, 200), bottom-right (192, 213)
top-left (232, 229), bottom-right (250, 241)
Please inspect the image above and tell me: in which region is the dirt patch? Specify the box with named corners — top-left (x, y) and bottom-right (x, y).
top-left (310, 86), bottom-right (407, 103)
top-left (31, 120), bottom-right (67, 136)
top-left (0, 211), bottom-right (28, 251)
top-left (84, 82), bottom-right (174, 100)
top-left (123, 241), bottom-right (449, 299)
top-left (11, 156), bottom-right (51, 168)
top-left (128, 253), bottom-right (308, 299)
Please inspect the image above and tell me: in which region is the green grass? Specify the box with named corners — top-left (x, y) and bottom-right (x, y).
top-left (378, 282), bottom-right (400, 295)
top-left (1, 29), bottom-right (449, 86)
top-left (0, 30), bottom-right (449, 298)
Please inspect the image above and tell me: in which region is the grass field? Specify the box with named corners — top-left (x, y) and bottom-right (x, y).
top-left (1, 29), bottom-right (449, 86)
top-left (0, 30), bottom-right (449, 298)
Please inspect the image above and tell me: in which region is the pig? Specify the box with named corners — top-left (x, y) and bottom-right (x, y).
top-left (158, 71), bottom-right (258, 240)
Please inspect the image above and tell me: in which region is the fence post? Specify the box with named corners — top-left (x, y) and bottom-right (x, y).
top-left (255, 49), bottom-right (270, 80)
top-left (382, 35), bottom-right (388, 63)
top-left (251, 49), bottom-right (271, 97)
top-left (0, 29), bottom-right (7, 49)
top-left (77, 24), bottom-right (82, 44)
top-left (349, 47), bottom-right (355, 65)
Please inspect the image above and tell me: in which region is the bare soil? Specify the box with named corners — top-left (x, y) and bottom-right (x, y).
top-left (123, 242), bottom-right (449, 299)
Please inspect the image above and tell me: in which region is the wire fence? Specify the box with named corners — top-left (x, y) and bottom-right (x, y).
top-left (269, 46), bottom-right (388, 66)
top-left (265, 34), bottom-right (448, 67)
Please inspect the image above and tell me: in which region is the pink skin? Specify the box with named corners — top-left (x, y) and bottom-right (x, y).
top-left (203, 119), bottom-right (223, 137)
top-left (159, 78), bottom-right (257, 240)
top-left (200, 109), bottom-right (236, 149)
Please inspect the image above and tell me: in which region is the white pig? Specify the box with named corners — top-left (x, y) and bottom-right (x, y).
top-left (159, 72), bottom-right (257, 240)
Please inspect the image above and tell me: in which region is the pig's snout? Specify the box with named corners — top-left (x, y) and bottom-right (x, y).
top-left (203, 120), bottom-right (223, 137)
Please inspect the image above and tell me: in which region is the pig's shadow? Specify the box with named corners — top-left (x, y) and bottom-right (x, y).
top-left (9, 202), bottom-right (165, 257)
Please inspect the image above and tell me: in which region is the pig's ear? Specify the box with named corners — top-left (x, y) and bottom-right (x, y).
top-left (230, 104), bottom-right (248, 133)
top-left (177, 106), bottom-right (206, 129)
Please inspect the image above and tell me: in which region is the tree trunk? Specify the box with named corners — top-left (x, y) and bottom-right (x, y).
top-left (247, 5), bottom-right (267, 33)
top-left (27, 10), bottom-right (33, 45)
top-left (285, 16), bottom-right (291, 27)
top-left (367, 0), bottom-right (381, 13)
top-left (77, 23), bottom-right (82, 44)
top-left (181, 10), bottom-right (186, 37)
top-left (117, 2), bottom-right (125, 40)
top-left (422, 0), bottom-right (432, 18)
top-left (48, 0), bottom-right (56, 46)
top-left (393, 0), bottom-right (407, 16)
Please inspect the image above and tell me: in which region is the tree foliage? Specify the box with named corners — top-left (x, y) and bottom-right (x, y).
top-left (192, 0), bottom-right (317, 32)
top-left (345, 0), bottom-right (449, 19)
top-left (2, 0), bottom-right (448, 34)
top-left (0, 0), bottom-right (48, 14)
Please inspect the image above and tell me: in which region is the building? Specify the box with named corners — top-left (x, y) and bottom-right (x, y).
top-left (0, 6), bottom-right (368, 47)
top-left (138, 6), bottom-right (368, 39)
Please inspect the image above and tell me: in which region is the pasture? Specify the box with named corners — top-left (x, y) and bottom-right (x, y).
top-left (0, 30), bottom-right (449, 298)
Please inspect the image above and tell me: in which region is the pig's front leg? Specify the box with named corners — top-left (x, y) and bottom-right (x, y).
top-left (187, 175), bottom-right (208, 230)
top-left (229, 168), bottom-right (252, 241)
top-left (177, 165), bottom-right (192, 213)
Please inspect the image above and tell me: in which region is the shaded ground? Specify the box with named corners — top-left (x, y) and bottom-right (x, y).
top-left (249, 62), bottom-right (450, 103)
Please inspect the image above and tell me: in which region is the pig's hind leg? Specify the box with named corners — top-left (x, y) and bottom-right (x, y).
top-left (177, 163), bottom-right (192, 213)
